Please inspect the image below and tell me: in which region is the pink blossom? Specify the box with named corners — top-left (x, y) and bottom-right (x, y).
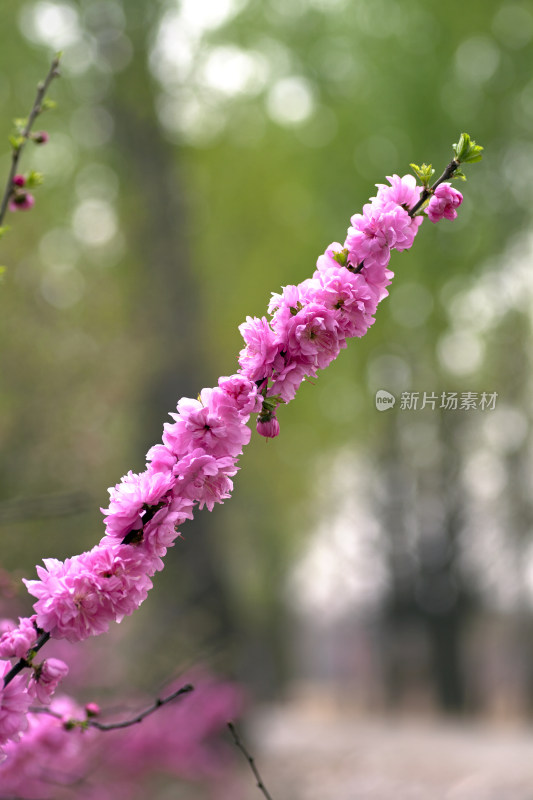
top-left (425, 182), bottom-right (463, 223)
top-left (273, 301), bottom-right (343, 371)
top-left (102, 469), bottom-right (175, 542)
top-left (0, 661), bottom-right (30, 755)
top-left (28, 657), bottom-right (69, 705)
top-left (164, 387), bottom-right (251, 459)
top-left (12, 174), bottom-right (26, 187)
top-left (237, 316), bottom-right (278, 383)
top-left (173, 449), bottom-right (239, 511)
top-left (267, 358), bottom-right (308, 403)
top-left (218, 374), bottom-right (262, 417)
top-left (9, 191), bottom-right (35, 212)
top-left (145, 443), bottom-right (176, 473)
top-left (315, 241), bottom-right (348, 273)
top-left (257, 415), bottom-right (280, 438)
top-left (24, 544), bottom-right (153, 642)
top-left (345, 203), bottom-right (415, 271)
top-left (312, 260), bottom-right (378, 339)
top-left (140, 495), bottom-right (194, 559)
top-left (267, 280), bottom-right (316, 316)
top-left (0, 617), bottom-right (38, 660)
top-left (373, 173), bottom-right (422, 211)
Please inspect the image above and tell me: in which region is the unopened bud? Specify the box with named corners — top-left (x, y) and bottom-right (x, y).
top-left (32, 131), bottom-right (49, 145)
top-left (257, 415), bottom-right (280, 439)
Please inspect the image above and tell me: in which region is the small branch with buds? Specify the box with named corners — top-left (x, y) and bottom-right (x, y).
top-left (0, 53), bottom-right (60, 227)
top-left (29, 682), bottom-right (195, 730)
top-left (227, 721), bottom-right (275, 800)
top-left (408, 132), bottom-right (483, 218)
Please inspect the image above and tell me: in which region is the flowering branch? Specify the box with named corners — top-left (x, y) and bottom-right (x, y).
top-left (0, 53), bottom-right (60, 227)
top-left (0, 132), bottom-right (483, 775)
top-left (227, 721), bottom-right (274, 800)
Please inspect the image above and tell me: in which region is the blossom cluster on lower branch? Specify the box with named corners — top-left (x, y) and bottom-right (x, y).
top-left (0, 169), bottom-right (464, 759)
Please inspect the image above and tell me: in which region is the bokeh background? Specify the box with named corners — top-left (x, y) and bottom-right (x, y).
top-left (1, 0), bottom-right (533, 797)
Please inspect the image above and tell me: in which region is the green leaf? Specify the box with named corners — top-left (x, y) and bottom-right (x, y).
top-left (26, 170), bottom-right (44, 188)
top-left (332, 248), bottom-right (348, 267)
top-left (0, 226), bottom-right (10, 239)
top-left (0, 266), bottom-right (6, 281)
top-left (461, 147), bottom-right (484, 164)
top-left (41, 98), bottom-right (57, 112)
top-left (8, 134), bottom-right (24, 150)
top-left (453, 133), bottom-right (483, 164)
top-left (453, 133), bottom-right (470, 161)
top-left (410, 162), bottom-right (435, 186)
top-left (452, 168), bottom-right (467, 181)
top-left (13, 117), bottom-right (27, 131)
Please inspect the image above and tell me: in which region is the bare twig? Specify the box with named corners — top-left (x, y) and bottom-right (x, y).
top-left (89, 683), bottom-right (194, 730)
top-left (227, 721), bottom-right (274, 800)
top-left (0, 54), bottom-right (61, 226)
top-left (29, 683), bottom-right (194, 730)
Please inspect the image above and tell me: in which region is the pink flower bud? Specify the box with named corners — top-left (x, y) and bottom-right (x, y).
top-left (33, 131), bottom-right (49, 145)
top-left (12, 175), bottom-right (26, 187)
top-left (257, 415), bottom-right (280, 438)
top-left (425, 183), bottom-right (463, 223)
top-left (85, 702), bottom-right (101, 717)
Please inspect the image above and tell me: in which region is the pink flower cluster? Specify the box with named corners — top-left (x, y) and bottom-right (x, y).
top-left (3, 170), bottom-right (464, 760)
top-left (22, 376), bottom-right (261, 649)
top-left (238, 174), bottom-right (426, 416)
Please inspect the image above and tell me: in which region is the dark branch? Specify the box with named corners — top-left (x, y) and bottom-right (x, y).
top-left (0, 54), bottom-right (61, 226)
top-left (29, 683), bottom-right (194, 731)
top-left (3, 631), bottom-right (50, 687)
top-left (227, 721), bottom-right (274, 800)
top-left (89, 683), bottom-right (194, 730)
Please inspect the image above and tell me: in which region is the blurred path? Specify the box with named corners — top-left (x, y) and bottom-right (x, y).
top-left (246, 698), bottom-right (533, 799)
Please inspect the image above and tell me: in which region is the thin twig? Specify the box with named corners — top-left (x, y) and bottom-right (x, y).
top-left (89, 683), bottom-right (194, 730)
top-left (408, 158), bottom-right (459, 217)
top-left (29, 683), bottom-right (194, 730)
top-left (0, 54), bottom-right (61, 226)
top-left (227, 721), bottom-right (274, 800)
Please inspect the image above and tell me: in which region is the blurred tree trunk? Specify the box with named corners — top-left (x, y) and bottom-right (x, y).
top-left (101, 5), bottom-right (238, 666)
top-left (379, 412), bottom-right (470, 713)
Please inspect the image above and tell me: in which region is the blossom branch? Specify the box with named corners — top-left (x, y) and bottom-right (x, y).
top-left (227, 721), bottom-right (274, 800)
top-left (0, 53), bottom-right (60, 226)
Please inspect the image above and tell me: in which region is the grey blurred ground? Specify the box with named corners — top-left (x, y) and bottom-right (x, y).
top-left (244, 691), bottom-right (533, 800)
